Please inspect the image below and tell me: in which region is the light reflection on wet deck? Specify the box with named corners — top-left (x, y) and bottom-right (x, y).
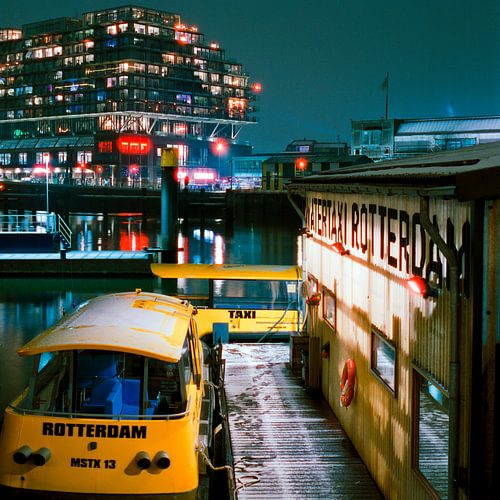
top-left (224, 343), bottom-right (382, 499)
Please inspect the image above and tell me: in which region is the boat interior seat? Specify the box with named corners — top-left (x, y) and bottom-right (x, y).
top-left (78, 351), bottom-right (122, 415)
top-left (81, 378), bottom-right (122, 415)
top-left (121, 378), bottom-right (140, 415)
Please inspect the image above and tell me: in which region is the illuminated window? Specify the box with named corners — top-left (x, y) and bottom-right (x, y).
top-left (0, 153), bottom-right (11, 165)
top-left (371, 326), bottom-right (396, 393)
top-left (162, 53), bottom-right (175, 64)
top-left (210, 86), bottom-right (221, 96)
top-left (119, 75), bottom-right (128, 86)
top-left (133, 23), bottom-right (145, 34)
top-left (19, 152), bottom-right (27, 165)
top-left (98, 141), bottom-right (113, 153)
top-left (106, 77), bottom-right (117, 88)
top-left (58, 151), bottom-right (67, 163)
top-left (77, 151), bottom-right (92, 164)
top-left (194, 71), bottom-right (207, 81)
top-left (322, 287), bottom-right (336, 330)
top-left (176, 93), bottom-right (192, 104)
top-left (148, 64), bottom-right (159, 74)
top-left (412, 368), bottom-right (449, 497)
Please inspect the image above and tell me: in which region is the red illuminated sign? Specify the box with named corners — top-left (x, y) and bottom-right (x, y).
top-left (117, 136), bottom-right (152, 155)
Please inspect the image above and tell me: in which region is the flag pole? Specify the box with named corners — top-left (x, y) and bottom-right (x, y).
top-left (385, 72), bottom-right (389, 120)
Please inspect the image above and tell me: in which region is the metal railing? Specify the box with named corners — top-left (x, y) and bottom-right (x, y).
top-left (56, 214), bottom-right (72, 249)
top-left (0, 212), bottom-right (72, 249)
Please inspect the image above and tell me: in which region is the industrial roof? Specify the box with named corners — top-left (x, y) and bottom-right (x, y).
top-left (18, 291), bottom-right (193, 363)
top-left (397, 117), bottom-right (500, 135)
top-left (287, 142), bottom-right (500, 201)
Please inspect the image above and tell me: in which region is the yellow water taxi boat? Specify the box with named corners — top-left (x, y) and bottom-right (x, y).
top-left (151, 263), bottom-right (303, 342)
top-left (0, 290), bottom-right (218, 499)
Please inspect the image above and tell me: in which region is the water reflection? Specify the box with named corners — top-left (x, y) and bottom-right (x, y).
top-left (0, 214), bottom-right (299, 412)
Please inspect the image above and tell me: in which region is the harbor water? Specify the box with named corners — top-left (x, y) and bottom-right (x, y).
top-left (0, 213), bottom-right (300, 413)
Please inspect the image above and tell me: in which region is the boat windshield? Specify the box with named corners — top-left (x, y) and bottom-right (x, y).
top-left (14, 349), bottom-right (190, 418)
top-left (177, 278), bottom-right (298, 310)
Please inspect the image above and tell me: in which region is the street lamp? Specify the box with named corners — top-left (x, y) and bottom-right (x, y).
top-left (43, 153), bottom-right (50, 214)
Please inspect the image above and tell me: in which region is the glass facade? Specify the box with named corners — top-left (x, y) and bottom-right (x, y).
top-left (0, 6), bottom-right (255, 184)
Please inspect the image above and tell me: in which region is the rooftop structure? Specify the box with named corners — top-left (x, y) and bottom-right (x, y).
top-left (0, 5), bottom-right (256, 186)
top-left (351, 115), bottom-right (500, 161)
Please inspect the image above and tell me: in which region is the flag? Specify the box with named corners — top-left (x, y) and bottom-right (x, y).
top-left (381, 73), bottom-right (389, 91)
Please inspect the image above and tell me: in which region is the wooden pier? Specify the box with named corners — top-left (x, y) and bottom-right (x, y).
top-left (223, 343), bottom-right (382, 499)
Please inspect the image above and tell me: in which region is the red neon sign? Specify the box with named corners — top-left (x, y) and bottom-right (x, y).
top-left (116, 136), bottom-right (152, 155)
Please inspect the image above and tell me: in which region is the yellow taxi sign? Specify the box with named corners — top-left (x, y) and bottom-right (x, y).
top-left (161, 148), bottom-right (178, 167)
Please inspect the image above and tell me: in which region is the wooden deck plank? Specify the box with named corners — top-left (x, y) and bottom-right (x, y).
top-left (224, 343), bottom-right (382, 499)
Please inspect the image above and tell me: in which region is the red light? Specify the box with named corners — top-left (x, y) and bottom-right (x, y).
top-left (295, 157), bottom-right (308, 170)
top-left (117, 136), bottom-right (152, 155)
top-left (212, 139), bottom-right (227, 156)
top-left (0, 183), bottom-right (5, 191)
top-left (406, 275), bottom-right (435, 298)
top-left (129, 164), bottom-right (139, 174)
top-left (252, 82), bottom-right (262, 93)
top-left (96, 165), bottom-right (103, 174)
top-left (177, 34), bottom-right (188, 45)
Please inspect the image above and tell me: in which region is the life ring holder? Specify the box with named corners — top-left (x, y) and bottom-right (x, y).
top-left (340, 359), bottom-right (356, 407)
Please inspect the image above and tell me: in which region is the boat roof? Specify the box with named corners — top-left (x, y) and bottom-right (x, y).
top-left (18, 291), bottom-right (193, 363)
top-left (151, 263), bottom-right (302, 281)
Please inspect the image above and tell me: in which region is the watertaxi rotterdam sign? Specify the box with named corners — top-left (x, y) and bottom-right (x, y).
top-left (306, 193), bottom-right (471, 294)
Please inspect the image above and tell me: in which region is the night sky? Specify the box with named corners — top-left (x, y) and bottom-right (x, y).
top-left (1, 0), bottom-right (498, 153)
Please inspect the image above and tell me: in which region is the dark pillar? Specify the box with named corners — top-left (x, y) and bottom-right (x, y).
top-left (160, 148), bottom-right (178, 263)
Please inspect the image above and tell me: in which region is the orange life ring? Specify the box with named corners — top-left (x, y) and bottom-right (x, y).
top-left (340, 359), bottom-right (356, 407)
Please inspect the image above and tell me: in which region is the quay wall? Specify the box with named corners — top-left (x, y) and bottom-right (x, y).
top-left (0, 181), bottom-right (300, 223)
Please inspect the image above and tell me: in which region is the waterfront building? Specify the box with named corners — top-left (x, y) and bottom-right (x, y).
top-left (0, 5), bottom-right (256, 186)
top-left (351, 115), bottom-right (500, 161)
top-left (262, 139), bottom-right (369, 191)
top-left (288, 141), bottom-right (500, 499)
top-left (231, 139), bottom-right (369, 191)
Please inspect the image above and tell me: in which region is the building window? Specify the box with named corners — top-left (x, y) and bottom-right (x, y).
top-left (371, 326), bottom-right (396, 393)
top-left (362, 129), bottom-right (382, 145)
top-left (58, 151), bottom-right (67, 163)
top-left (322, 286), bottom-right (336, 330)
top-left (19, 152), bottom-right (27, 165)
top-left (412, 368), bottom-right (449, 498)
top-left (0, 153), bottom-right (12, 165)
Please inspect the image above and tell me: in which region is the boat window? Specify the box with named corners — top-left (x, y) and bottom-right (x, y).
top-left (180, 336), bottom-right (193, 386)
top-left (212, 279), bottom-right (295, 310)
top-left (17, 351), bottom-right (72, 413)
top-left (147, 357), bottom-right (185, 415)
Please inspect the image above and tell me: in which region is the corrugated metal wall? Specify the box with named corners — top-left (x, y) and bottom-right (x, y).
top-left (303, 191), bottom-right (474, 499)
